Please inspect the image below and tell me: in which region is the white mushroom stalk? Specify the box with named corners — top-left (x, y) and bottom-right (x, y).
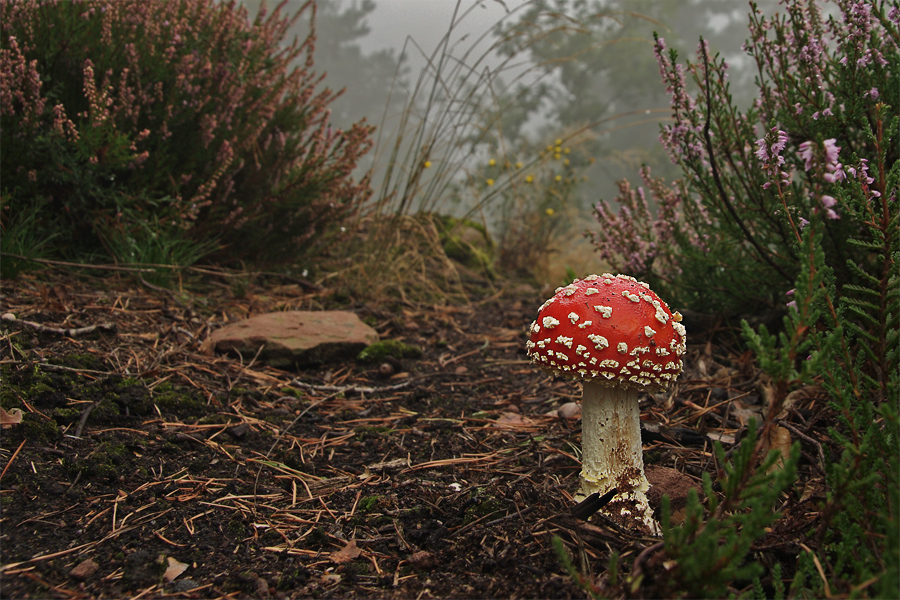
top-left (526, 274), bottom-right (686, 533)
top-left (579, 380), bottom-right (652, 527)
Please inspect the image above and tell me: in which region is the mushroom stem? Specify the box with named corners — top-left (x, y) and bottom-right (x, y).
top-left (578, 381), bottom-right (655, 531)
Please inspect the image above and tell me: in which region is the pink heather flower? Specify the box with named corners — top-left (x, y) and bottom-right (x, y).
top-left (824, 208), bottom-right (840, 220)
top-left (821, 194), bottom-right (837, 208)
top-left (798, 217), bottom-right (809, 229)
top-left (755, 138), bottom-right (768, 162)
top-left (799, 141), bottom-right (816, 171)
top-left (823, 139), bottom-right (840, 164)
top-left (890, 7), bottom-right (899, 23)
top-left (869, 87), bottom-right (879, 98)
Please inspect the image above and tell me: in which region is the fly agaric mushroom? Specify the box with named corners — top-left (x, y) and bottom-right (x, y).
top-left (526, 273), bottom-right (686, 530)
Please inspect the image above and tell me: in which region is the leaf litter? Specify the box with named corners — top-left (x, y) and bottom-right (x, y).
top-left (0, 269), bottom-right (836, 598)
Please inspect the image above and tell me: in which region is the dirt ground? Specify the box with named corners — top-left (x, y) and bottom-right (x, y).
top-left (0, 268), bottom-right (827, 599)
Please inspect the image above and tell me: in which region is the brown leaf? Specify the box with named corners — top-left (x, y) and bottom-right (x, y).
top-left (330, 539), bottom-right (361, 564)
top-left (493, 412), bottom-right (532, 428)
top-left (163, 556), bottom-right (189, 582)
top-left (69, 558), bottom-right (99, 580)
top-left (0, 407), bottom-right (23, 428)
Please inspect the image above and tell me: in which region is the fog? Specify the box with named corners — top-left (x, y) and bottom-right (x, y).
top-left (241, 0), bottom-right (770, 254)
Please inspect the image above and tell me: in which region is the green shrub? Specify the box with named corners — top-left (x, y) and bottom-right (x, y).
top-left (591, 1), bottom-right (898, 597)
top-left (0, 0), bottom-right (373, 265)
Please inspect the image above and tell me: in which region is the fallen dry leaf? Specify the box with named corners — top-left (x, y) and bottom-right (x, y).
top-left (330, 539), bottom-right (361, 564)
top-left (164, 557), bottom-right (189, 582)
top-left (69, 558), bottom-right (99, 580)
top-left (492, 411), bottom-right (534, 428)
top-left (0, 407), bottom-right (23, 428)
top-left (765, 425), bottom-right (793, 474)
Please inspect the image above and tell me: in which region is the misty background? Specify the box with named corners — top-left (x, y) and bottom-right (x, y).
top-left (239, 0), bottom-right (772, 273)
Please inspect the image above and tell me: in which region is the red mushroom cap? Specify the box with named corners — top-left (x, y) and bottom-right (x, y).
top-left (526, 273), bottom-right (686, 392)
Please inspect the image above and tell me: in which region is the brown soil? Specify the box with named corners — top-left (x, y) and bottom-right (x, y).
top-left (0, 269), bottom-right (826, 599)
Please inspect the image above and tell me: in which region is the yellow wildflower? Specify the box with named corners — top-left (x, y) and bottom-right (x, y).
top-left (525, 174), bottom-right (534, 183)
top-left (555, 174), bottom-right (562, 182)
top-left (545, 208), bottom-right (555, 216)
top-left (486, 178), bottom-right (494, 186)
top-left (554, 152), bottom-right (561, 160)
top-left (424, 160), bottom-right (432, 168)
top-left (515, 161), bottom-right (523, 169)
top-left (488, 158), bottom-right (496, 166)
top-left (555, 138), bottom-right (562, 146)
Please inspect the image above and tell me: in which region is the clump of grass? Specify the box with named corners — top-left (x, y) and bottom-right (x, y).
top-left (329, 1), bottom-right (604, 301)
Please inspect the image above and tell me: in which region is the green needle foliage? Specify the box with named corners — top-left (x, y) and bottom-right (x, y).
top-left (657, 421), bottom-right (800, 599)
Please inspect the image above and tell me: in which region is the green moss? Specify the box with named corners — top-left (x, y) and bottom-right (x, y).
top-left (464, 491), bottom-right (504, 524)
top-left (433, 214), bottom-right (495, 275)
top-left (358, 495), bottom-right (384, 513)
top-left (225, 517), bottom-right (247, 539)
top-left (355, 425), bottom-right (393, 440)
top-left (52, 407), bottom-right (82, 424)
top-left (20, 415), bottom-right (60, 443)
top-left (52, 353), bottom-right (105, 371)
top-left (279, 386), bottom-right (303, 399)
top-left (152, 382), bottom-right (207, 417)
top-left (65, 442), bottom-right (131, 482)
top-left (356, 339), bottom-right (422, 363)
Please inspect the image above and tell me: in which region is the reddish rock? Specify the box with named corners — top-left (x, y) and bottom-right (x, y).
top-left (202, 311), bottom-right (378, 368)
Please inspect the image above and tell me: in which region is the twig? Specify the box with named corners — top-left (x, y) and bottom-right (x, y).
top-left (1, 315), bottom-right (116, 337)
top-left (777, 419), bottom-right (826, 470)
top-left (630, 540), bottom-right (665, 582)
top-left (0, 440), bottom-right (27, 482)
top-left (289, 378), bottom-right (416, 395)
top-left (0, 253), bottom-right (156, 273)
top-left (74, 402), bottom-right (98, 438)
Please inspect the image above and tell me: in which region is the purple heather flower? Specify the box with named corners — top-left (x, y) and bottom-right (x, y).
top-left (798, 216), bottom-right (810, 229)
top-left (869, 87), bottom-right (880, 98)
top-left (786, 289), bottom-right (795, 296)
top-left (787, 300), bottom-right (798, 310)
top-left (821, 194), bottom-right (837, 208)
top-left (824, 208), bottom-right (840, 220)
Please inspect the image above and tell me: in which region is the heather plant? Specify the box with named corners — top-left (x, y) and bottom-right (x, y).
top-left (590, 0), bottom-right (898, 596)
top-left (590, 0), bottom-right (897, 316)
top-left (0, 0), bottom-right (373, 268)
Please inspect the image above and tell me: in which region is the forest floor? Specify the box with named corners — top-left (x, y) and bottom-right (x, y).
top-left (0, 268), bottom-right (829, 599)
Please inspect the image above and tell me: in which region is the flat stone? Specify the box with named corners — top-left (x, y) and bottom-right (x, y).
top-left (203, 311), bottom-right (378, 368)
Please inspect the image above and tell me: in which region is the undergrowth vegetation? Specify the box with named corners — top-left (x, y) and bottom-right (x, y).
top-left (0, 0), bottom-right (372, 268)
top-left (590, 0), bottom-right (898, 596)
top-left (1, 0), bottom-right (897, 597)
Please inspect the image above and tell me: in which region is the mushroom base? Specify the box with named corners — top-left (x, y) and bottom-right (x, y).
top-left (576, 381), bottom-right (657, 532)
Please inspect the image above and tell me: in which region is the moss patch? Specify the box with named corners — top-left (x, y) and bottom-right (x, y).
top-left (357, 340), bottom-right (422, 363)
